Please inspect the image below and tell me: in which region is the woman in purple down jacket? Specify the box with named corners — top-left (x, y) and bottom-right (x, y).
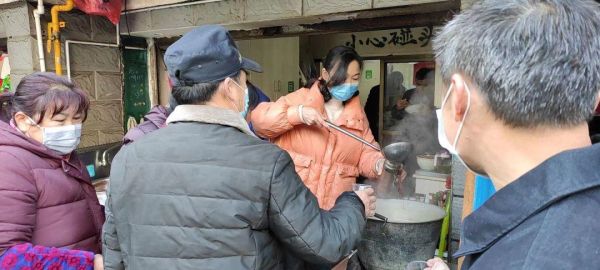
top-left (0, 73), bottom-right (105, 270)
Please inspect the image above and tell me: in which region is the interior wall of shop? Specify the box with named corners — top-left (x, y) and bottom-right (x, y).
top-left (0, 2), bottom-right (124, 148)
top-left (237, 37), bottom-right (300, 100)
top-left (156, 36), bottom-right (300, 105)
top-left (307, 27), bottom-right (446, 107)
top-left (359, 60), bottom-right (380, 106)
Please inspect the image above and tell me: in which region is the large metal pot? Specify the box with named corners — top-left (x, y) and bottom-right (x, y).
top-left (358, 199), bottom-right (446, 270)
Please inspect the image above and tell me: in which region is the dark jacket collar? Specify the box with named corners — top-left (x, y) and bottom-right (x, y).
top-left (167, 105), bottom-right (256, 137)
top-left (455, 144), bottom-right (600, 257)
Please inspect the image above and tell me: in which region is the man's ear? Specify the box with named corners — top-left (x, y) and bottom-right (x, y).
top-left (222, 77), bottom-right (237, 101)
top-left (449, 74), bottom-right (470, 122)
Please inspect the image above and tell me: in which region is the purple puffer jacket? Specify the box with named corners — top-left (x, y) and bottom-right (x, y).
top-left (0, 119), bottom-right (105, 255)
top-left (123, 105), bottom-right (170, 144)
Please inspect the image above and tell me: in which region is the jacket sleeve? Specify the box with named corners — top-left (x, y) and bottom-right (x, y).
top-left (102, 154), bottom-right (125, 270)
top-left (102, 193), bottom-right (124, 270)
top-left (358, 118), bottom-right (385, 179)
top-left (268, 151), bottom-right (366, 265)
top-left (250, 92), bottom-right (305, 139)
top-left (0, 152), bottom-right (37, 254)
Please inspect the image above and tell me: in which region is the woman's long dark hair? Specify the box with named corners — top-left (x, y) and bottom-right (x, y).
top-left (303, 46), bottom-right (363, 102)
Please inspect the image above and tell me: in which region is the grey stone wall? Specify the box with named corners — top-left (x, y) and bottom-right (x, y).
top-left (0, 2), bottom-right (36, 87)
top-left (46, 10), bottom-right (123, 148)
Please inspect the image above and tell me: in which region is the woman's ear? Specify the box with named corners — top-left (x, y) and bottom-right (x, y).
top-left (321, 68), bottom-right (330, 81)
top-left (13, 112), bottom-right (32, 132)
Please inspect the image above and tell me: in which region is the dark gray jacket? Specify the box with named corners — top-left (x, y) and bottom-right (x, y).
top-left (455, 144), bottom-right (600, 269)
top-left (102, 105), bottom-right (366, 270)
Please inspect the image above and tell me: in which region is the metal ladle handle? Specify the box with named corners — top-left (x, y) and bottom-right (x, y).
top-left (324, 120), bottom-right (381, 152)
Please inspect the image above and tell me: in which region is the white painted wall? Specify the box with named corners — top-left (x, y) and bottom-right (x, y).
top-left (309, 27), bottom-right (434, 59)
top-left (237, 37), bottom-right (300, 100)
top-left (358, 60), bottom-right (380, 106)
top-left (156, 36), bottom-right (301, 106)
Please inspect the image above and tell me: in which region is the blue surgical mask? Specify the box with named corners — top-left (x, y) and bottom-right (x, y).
top-left (231, 80), bottom-right (250, 118)
top-left (330, 83), bottom-right (359, 101)
top-left (26, 117), bottom-right (82, 155)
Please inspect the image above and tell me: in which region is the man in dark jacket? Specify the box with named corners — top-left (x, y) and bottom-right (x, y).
top-left (102, 25), bottom-right (376, 270)
top-left (425, 0), bottom-right (600, 269)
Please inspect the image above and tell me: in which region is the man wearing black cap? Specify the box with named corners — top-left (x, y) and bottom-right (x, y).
top-left (102, 25), bottom-right (376, 270)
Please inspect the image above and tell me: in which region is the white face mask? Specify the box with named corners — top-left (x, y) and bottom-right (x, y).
top-left (230, 80), bottom-right (250, 118)
top-left (436, 82), bottom-right (487, 176)
top-left (26, 117), bottom-right (82, 155)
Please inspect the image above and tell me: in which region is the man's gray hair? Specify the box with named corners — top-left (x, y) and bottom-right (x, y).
top-left (433, 0), bottom-right (600, 128)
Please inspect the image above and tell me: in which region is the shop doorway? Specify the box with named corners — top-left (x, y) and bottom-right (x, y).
top-left (362, 56), bottom-right (449, 198)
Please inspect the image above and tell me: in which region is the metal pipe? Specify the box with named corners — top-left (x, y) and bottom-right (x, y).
top-left (33, 0), bottom-right (45, 72)
top-left (116, 23), bottom-right (120, 46)
top-left (49, 0), bottom-right (75, 75)
top-left (65, 40), bottom-right (145, 80)
top-left (324, 119), bottom-right (381, 152)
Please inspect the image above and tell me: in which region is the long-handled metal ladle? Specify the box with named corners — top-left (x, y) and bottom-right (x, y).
top-left (324, 119), bottom-right (381, 151)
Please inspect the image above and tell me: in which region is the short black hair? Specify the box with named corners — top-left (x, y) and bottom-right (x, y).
top-left (171, 72), bottom-right (240, 105)
top-left (415, 68), bottom-right (434, 81)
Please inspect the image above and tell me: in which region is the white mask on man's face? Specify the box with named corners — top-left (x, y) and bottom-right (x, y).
top-left (436, 82), bottom-right (488, 177)
top-left (229, 80), bottom-right (250, 118)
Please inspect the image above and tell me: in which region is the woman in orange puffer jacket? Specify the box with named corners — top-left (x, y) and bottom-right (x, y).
top-left (252, 46), bottom-right (404, 210)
